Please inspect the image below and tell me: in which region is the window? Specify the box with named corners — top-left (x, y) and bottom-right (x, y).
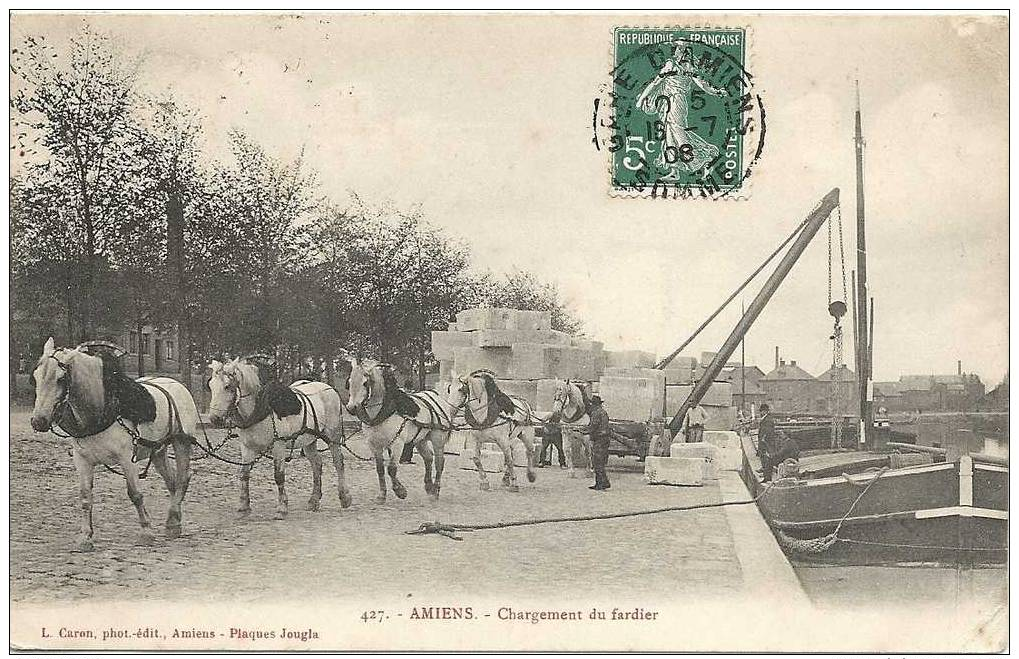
top-left (166, 341), bottom-right (174, 360)
top-left (140, 333), bottom-right (150, 356)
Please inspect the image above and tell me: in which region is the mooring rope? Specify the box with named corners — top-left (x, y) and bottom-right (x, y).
top-left (406, 482), bottom-right (776, 541)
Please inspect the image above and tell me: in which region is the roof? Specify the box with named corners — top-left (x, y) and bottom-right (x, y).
top-left (899, 375), bottom-right (934, 391)
top-left (720, 365), bottom-right (766, 382)
top-left (762, 362), bottom-right (815, 381)
top-left (730, 379), bottom-right (766, 396)
top-left (816, 365), bottom-right (857, 382)
top-left (873, 381), bottom-right (903, 397)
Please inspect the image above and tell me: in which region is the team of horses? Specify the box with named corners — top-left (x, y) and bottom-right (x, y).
top-left (30, 338), bottom-right (598, 551)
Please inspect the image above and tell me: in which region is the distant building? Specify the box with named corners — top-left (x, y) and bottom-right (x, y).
top-left (815, 365), bottom-right (859, 416)
top-left (760, 359), bottom-right (816, 414)
top-left (719, 365), bottom-right (767, 411)
top-left (874, 381), bottom-right (906, 413)
top-left (895, 372), bottom-right (985, 412)
top-left (117, 325), bottom-right (180, 375)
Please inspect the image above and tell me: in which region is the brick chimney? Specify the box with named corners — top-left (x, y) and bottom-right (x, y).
top-left (791, 360), bottom-right (798, 367)
top-left (775, 346), bottom-right (780, 370)
top-left (958, 360), bottom-right (962, 375)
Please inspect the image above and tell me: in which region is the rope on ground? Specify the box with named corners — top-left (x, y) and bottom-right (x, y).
top-left (772, 467), bottom-right (888, 555)
top-left (406, 482), bottom-right (776, 541)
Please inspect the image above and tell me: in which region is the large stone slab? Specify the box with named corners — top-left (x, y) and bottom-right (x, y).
top-left (570, 337), bottom-right (605, 352)
top-left (644, 456), bottom-right (704, 486)
top-left (703, 431), bottom-right (744, 471)
top-left (666, 381), bottom-right (734, 408)
top-left (508, 344), bottom-right (601, 381)
top-left (669, 442), bottom-right (719, 480)
top-left (603, 367), bottom-right (667, 385)
top-left (455, 307), bottom-right (552, 332)
top-left (598, 375), bottom-right (666, 421)
top-left (453, 346), bottom-right (513, 378)
top-left (535, 378), bottom-right (561, 414)
top-left (494, 378), bottom-right (538, 407)
top-left (431, 330), bottom-right (477, 360)
top-left (663, 356), bottom-right (698, 384)
top-left (475, 329), bottom-right (572, 348)
top-left (604, 349), bottom-right (656, 368)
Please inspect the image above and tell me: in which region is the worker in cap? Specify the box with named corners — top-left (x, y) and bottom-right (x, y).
top-left (756, 403), bottom-right (799, 481)
top-left (582, 395), bottom-right (612, 490)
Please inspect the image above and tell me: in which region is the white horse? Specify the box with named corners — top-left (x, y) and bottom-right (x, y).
top-left (29, 337), bottom-right (200, 551)
top-left (345, 359), bottom-right (459, 502)
top-left (549, 379), bottom-right (595, 478)
top-left (207, 357), bottom-right (352, 519)
top-left (454, 370), bottom-right (539, 492)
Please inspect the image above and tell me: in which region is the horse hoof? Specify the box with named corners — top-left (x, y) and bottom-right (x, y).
top-left (504, 484), bottom-right (520, 493)
top-left (527, 472), bottom-right (537, 483)
top-left (373, 495), bottom-right (387, 505)
top-left (423, 483), bottom-right (435, 495)
top-left (306, 499), bottom-right (321, 512)
top-left (394, 486), bottom-right (408, 500)
top-left (77, 539), bottom-right (95, 553)
top-left (339, 491), bottom-right (353, 508)
top-left (479, 482), bottom-right (490, 491)
top-left (166, 525), bottom-right (182, 539)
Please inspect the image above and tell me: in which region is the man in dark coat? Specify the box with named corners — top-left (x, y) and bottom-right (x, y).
top-left (583, 395), bottom-right (612, 490)
top-left (757, 403), bottom-right (799, 481)
top-left (538, 422), bottom-right (567, 468)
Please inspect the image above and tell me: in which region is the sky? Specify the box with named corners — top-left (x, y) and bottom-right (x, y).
top-left (9, 13), bottom-right (1010, 385)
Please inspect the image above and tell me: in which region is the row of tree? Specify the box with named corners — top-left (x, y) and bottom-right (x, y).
top-left (10, 27), bottom-right (582, 388)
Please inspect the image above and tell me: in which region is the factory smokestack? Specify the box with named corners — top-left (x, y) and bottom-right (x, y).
top-left (775, 346), bottom-right (780, 370)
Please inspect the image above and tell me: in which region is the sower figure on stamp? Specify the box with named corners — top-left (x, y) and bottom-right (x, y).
top-left (757, 403), bottom-right (799, 482)
top-left (582, 395), bottom-right (612, 490)
top-left (635, 40), bottom-right (728, 181)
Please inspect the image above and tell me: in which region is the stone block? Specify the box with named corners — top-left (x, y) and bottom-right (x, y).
top-left (535, 378), bottom-right (561, 414)
top-left (644, 456), bottom-right (704, 486)
top-left (455, 308), bottom-right (552, 332)
top-left (475, 329), bottom-right (572, 348)
top-left (510, 309), bottom-right (552, 331)
top-left (598, 375), bottom-right (666, 421)
top-left (666, 382), bottom-right (734, 409)
top-left (604, 349), bottom-right (656, 368)
top-left (494, 379), bottom-right (538, 407)
top-left (439, 360), bottom-right (454, 379)
top-left (508, 344), bottom-right (600, 381)
top-left (571, 337), bottom-right (605, 351)
top-left (669, 442), bottom-right (719, 480)
top-left (453, 347), bottom-right (513, 378)
top-left (431, 331), bottom-right (477, 360)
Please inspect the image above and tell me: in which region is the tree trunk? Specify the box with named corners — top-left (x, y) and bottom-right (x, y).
top-left (136, 321), bottom-right (145, 377)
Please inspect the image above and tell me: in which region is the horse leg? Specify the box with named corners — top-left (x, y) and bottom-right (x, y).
top-left (168, 437), bottom-right (192, 538)
top-left (518, 426), bottom-right (537, 483)
top-left (387, 448), bottom-right (408, 500)
top-left (564, 429), bottom-right (578, 478)
top-left (303, 442), bottom-right (323, 511)
top-left (122, 458), bottom-right (155, 546)
top-left (149, 447), bottom-right (179, 536)
top-left (238, 444), bottom-right (254, 516)
top-left (373, 451), bottom-right (388, 504)
top-left (417, 438), bottom-right (436, 499)
top-left (432, 433), bottom-right (447, 499)
top-left (273, 453), bottom-right (289, 520)
top-left (326, 440), bottom-right (352, 508)
top-left (583, 436), bottom-right (595, 477)
top-left (472, 434), bottom-right (491, 491)
top-left (73, 451), bottom-right (95, 552)
top-left (499, 434), bottom-right (519, 493)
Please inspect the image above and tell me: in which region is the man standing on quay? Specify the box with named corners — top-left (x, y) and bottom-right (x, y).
top-left (584, 395), bottom-right (612, 490)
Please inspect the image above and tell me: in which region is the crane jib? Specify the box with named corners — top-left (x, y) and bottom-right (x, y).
top-left (668, 188), bottom-right (841, 434)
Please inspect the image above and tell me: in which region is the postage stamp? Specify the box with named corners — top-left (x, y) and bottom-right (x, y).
top-left (601, 27), bottom-right (765, 199)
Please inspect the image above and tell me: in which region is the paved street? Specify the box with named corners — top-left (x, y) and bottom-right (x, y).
top-left (10, 409), bottom-right (745, 603)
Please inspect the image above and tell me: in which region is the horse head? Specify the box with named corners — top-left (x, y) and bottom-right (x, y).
top-left (345, 357), bottom-right (380, 415)
top-left (438, 370), bottom-right (470, 409)
top-left (207, 357), bottom-right (260, 428)
top-left (31, 337), bottom-right (104, 433)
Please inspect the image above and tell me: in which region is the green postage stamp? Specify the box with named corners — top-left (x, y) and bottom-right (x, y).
top-left (606, 27), bottom-right (764, 199)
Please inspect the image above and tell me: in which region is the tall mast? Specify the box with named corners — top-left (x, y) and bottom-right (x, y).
top-left (854, 81), bottom-right (873, 445)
